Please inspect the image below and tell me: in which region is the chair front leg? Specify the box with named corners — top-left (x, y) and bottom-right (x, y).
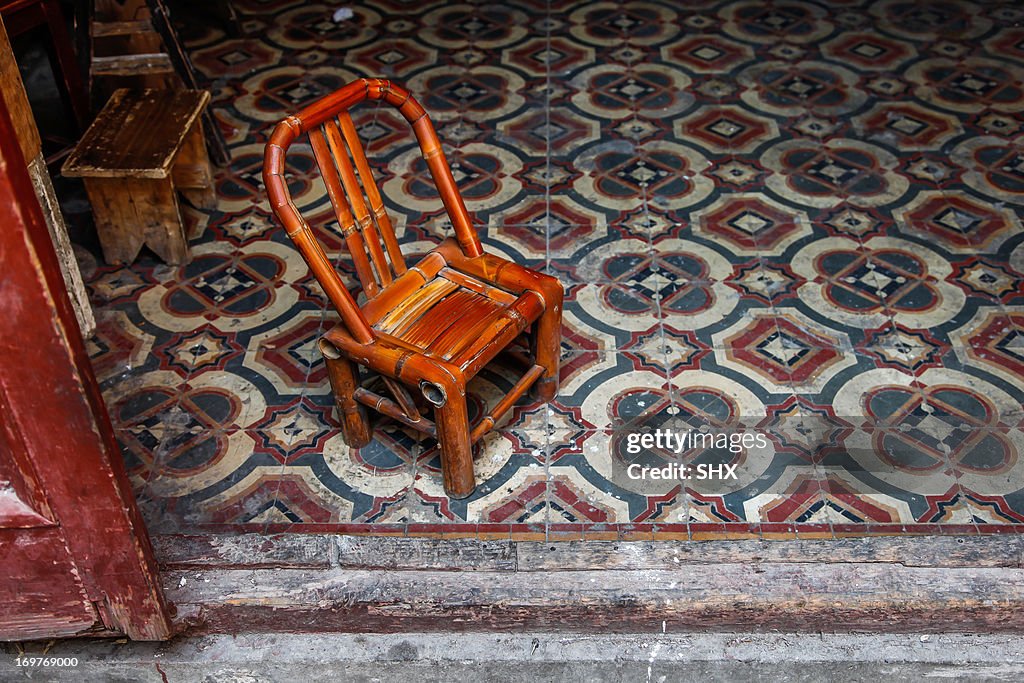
top-left (531, 286), bottom-right (563, 402)
top-left (320, 342), bottom-right (372, 448)
top-left (426, 380), bottom-right (476, 499)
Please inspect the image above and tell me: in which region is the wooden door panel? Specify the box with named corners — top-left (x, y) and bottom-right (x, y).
top-left (0, 63), bottom-right (172, 641)
top-left (0, 529), bottom-right (97, 640)
top-left (0, 394), bottom-right (55, 528)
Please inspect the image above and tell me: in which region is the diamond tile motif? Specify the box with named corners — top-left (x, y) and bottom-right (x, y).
top-left (694, 194), bottom-right (809, 255)
top-left (895, 191), bottom-right (1022, 253)
top-left (676, 105), bottom-right (780, 154)
top-left (713, 312), bottom-right (855, 393)
top-left (660, 34), bottom-right (754, 73)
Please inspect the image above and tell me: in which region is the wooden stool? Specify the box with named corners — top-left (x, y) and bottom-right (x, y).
top-left (62, 88), bottom-right (214, 265)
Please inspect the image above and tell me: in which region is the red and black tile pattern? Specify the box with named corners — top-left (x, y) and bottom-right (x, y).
top-left (84, 0), bottom-right (1024, 540)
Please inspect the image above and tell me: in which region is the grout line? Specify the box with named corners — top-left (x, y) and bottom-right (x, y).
top-left (135, 256), bottom-right (231, 526)
top-left (543, 0), bottom-right (553, 543)
top-left (261, 281), bottom-right (334, 535)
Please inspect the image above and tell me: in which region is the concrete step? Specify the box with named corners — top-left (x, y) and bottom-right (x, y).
top-left (6, 633), bottom-right (1024, 682)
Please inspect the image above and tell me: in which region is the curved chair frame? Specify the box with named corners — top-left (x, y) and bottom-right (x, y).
top-left (263, 79), bottom-right (562, 498)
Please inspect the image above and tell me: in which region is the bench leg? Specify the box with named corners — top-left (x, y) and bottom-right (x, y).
top-left (320, 342), bottom-right (372, 449)
top-left (83, 176), bottom-right (189, 266)
top-left (172, 122), bottom-right (217, 212)
top-left (432, 385), bottom-right (476, 499)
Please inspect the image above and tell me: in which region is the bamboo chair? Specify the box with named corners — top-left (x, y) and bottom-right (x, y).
top-left (263, 79), bottom-right (563, 499)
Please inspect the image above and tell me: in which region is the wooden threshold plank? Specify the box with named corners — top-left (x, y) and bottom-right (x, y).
top-left (153, 533), bottom-right (332, 569)
top-left (152, 534), bottom-right (1024, 570)
top-left (515, 537), bottom-right (1024, 570)
top-left (164, 563), bottom-right (1024, 634)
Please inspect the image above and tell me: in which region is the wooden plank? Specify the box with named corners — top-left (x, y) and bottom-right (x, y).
top-left (27, 154), bottom-right (95, 336)
top-left (152, 534), bottom-right (1024, 571)
top-left (89, 1), bottom-right (177, 98)
top-left (153, 534), bottom-right (332, 569)
top-left (63, 88), bottom-right (208, 178)
top-left (90, 52), bottom-right (174, 76)
top-left (165, 564), bottom-right (1024, 634)
top-left (23, 632), bottom-right (1024, 679)
top-left (516, 537), bottom-right (1024, 570)
top-left (1, 21), bottom-right (94, 334)
top-left (91, 19), bottom-right (154, 37)
top-left (155, 536), bottom-right (517, 572)
top-left (334, 536), bottom-right (516, 571)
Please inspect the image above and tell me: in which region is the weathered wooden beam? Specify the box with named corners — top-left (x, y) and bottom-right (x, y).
top-left (164, 563), bottom-right (1024, 634)
top-left (27, 155), bottom-right (96, 336)
top-left (153, 534), bottom-right (332, 569)
top-left (333, 537), bottom-right (516, 571)
top-left (156, 535), bottom-right (517, 571)
top-left (153, 534), bottom-right (1024, 571)
top-left (91, 53), bottom-right (174, 77)
top-left (515, 537), bottom-right (1024, 570)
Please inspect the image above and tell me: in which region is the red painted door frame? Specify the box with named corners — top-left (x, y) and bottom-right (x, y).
top-left (0, 83), bottom-right (172, 640)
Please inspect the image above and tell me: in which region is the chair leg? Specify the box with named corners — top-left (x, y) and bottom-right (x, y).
top-left (531, 291), bottom-right (562, 402)
top-left (431, 384), bottom-right (476, 499)
top-left (320, 342), bottom-right (372, 448)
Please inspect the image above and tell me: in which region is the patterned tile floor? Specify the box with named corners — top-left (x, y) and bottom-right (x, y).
top-left (77, 0), bottom-right (1024, 540)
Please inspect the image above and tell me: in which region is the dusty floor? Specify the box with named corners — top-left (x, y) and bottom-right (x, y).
top-left (79, 0), bottom-right (1024, 539)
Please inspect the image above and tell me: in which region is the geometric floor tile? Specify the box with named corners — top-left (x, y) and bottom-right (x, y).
top-left (79, 0), bottom-right (1024, 540)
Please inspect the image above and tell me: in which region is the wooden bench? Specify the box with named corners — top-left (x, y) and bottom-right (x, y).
top-left (62, 88), bottom-right (214, 265)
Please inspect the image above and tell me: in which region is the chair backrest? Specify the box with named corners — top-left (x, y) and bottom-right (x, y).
top-left (263, 79), bottom-right (483, 344)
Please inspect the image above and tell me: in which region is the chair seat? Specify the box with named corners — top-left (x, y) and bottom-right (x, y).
top-left (355, 259), bottom-right (543, 372)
